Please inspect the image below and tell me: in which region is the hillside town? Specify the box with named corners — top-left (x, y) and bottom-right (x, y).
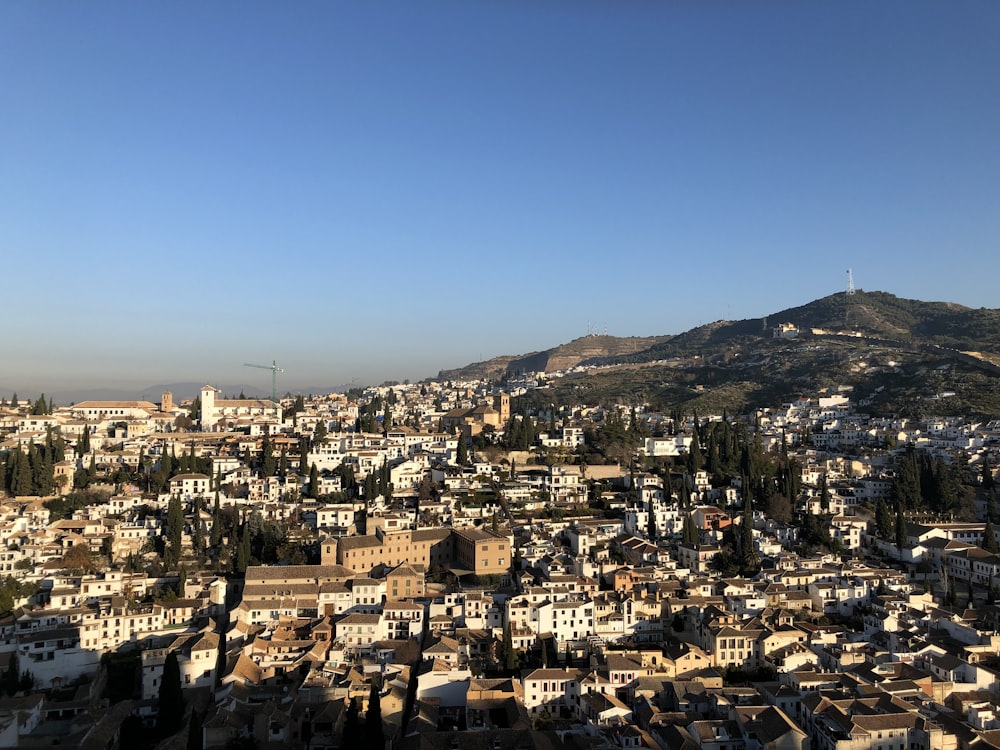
top-left (1, 378), bottom-right (1000, 750)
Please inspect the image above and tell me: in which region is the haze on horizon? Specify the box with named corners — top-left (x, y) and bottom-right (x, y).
top-left (1, 2), bottom-right (997, 397)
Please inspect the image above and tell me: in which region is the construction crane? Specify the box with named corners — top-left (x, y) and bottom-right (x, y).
top-left (243, 360), bottom-right (284, 404)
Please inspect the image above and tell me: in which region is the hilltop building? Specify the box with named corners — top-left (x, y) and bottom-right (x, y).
top-left (441, 391), bottom-right (510, 437)
top-left (199, 385), bottom-right (281, 430)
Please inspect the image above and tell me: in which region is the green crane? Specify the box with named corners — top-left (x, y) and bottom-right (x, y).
top-left (243, 360), bottom-right (284, 404)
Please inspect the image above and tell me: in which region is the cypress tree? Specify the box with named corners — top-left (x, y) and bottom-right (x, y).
top-left (456, 436), bottom-right (469, 466)
top-left (740, 505), bottom-right (759, 575)
top-left (683, 514), bottom-right (699, 546)
top-left (234, 521), bottom-right (251, 574)
top-left (985, 518), bottom-right (999, 553)
top-left (156, 651), bottom-right (185, 737)
top-left (166, 495), bottom-right (184, 569)
top-left (687, 430), bottom-right (704, 473)
top-left (522, 411), bottom-right (535, 449)
top-left (502, 620), bottom-right (519, 673)
top-left (343, 696), bottom-right (361, 746)
top-left (892, 446), bottom-right (921, 510)
top-left (11, 450), bottom-right (32, 497)
top-left (31, 394), bottom-right (47, 416)
top-left (3, 651), bottom-right (19, 696)
top-left (819, 474), bottom-right (831, 512)
top-left (365, 679), bottom-right (385, 749)
top-left (209, 492), bottom-right (222, 548)
top-left (261, 433), bottom-right (276, 477)
top-left (308, 464), bottom-right (320, 499)
top-left (875, 498), bottom-right (892, 539)
top-left (186, 709), bottom-right (204, 750)
top-left (160, 445), bottom-right (173, 477)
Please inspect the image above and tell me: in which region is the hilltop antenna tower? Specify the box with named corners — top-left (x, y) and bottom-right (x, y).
top-left (845, 269), bottom-right (856, 329)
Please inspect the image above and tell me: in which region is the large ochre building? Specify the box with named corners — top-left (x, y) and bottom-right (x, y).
top-left (323, 526), bottom-right (511, 577)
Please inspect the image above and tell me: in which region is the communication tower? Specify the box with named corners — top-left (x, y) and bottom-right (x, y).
top-left (844, 269), bottom-right (856, 329)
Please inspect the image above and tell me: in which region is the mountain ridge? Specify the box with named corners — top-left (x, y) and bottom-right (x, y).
top-left (440, 291), bottom-right (1000, 379)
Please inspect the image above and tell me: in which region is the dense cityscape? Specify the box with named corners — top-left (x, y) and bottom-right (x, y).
top-left (3, 2), bottom-right (996, 749)
top-left (1, 364), bottom-right (999, 750)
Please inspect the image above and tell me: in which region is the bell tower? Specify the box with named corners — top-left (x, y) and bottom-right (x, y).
top-left (200, 385), bottom-right (218, 430)
top-left (494, 391), bottom-right (510, 424)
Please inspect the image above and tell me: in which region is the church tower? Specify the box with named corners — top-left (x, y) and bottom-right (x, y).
top-left (200, 385), bottom-right (218, 430)
top-left (494, 391), bottom-right (510, 424)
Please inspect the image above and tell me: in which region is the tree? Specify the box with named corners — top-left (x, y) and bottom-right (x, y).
top-left (313, 420), bottom-right (328, 448)
top-left (187, 709), bottom-right (204, 750)
top-left (3, 652), bottom-right (19, 696)
top-left (709, 549), bottom-right (741, 577)
top-left (209, 492), bottom-right (222, 549)
top-left (298, 438), bottom-right (310, 476)
top-left (985, 518), bottom-right (999, 553)
top-left (261, 433), bottom-right (276, 477)
top-left (892, 446), bottom-right (922, 510)
top-left (819, 474), bottom-right (831, 512)
top-left (8, 449), bottom-right (31, 496)
top-left (501, 620), bottom-right (519, 673)
top-left (62, 543), bottom-right (95, 573)
top-left (31, 393), bottom-right (50, 416)
top-left (156, 651), bottom-right (185, 737)
top-left (234, 520), bottom-right (251, 575)
top-left (456, 435), bottom-right (469, 466)
top-left (875, 498), bottom-right (893, 539)
top-left (308, 464), bottom-right (320, 499)
top-left (687, 428), bottom-right (704, 473)
top-left (365, 679), bottom-right (385, 749)
top-left (343, 696), bottom-right (361, 747)
top-left (166, 495), bottom-right (184, 569)
top-left (765, 491), bottom-right (792, 525)
top-left (682, 514), bottom-right (699, 546)
top-left (739, 504), bottom-right (759, 576)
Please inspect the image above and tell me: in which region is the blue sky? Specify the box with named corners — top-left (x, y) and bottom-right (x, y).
top-left (1, 1), bottom-right (998, 395)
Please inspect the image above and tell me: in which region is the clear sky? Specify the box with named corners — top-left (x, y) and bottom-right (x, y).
top-left (1, 1), bottom-right (998, 395)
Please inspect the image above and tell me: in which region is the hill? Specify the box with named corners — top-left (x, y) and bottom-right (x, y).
top-left (437, 335), bottom-right (670, 381)
top-left (445, 291), bottom-right (1000, 418)
top-left (612, 291), bottom-right (1000, 364)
